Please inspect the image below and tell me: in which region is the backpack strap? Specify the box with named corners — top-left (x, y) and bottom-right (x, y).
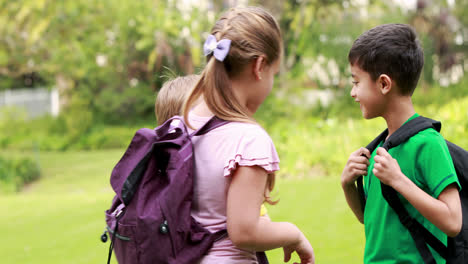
top-left (358, 116), bottom-right (441, 211)
top-left (382, 116), bottom-right (440, 149)
top-left (379, 116), bottom-right (448, 263)
top-left (381, 183), bottom-right (448, 263)
top-left (256, 251), bottom-right (269, 264)
top-left (118, 116), bottom-right (228, 206)
top-left (192, 116), bottom-right (229, 136)
top-left (357, 129), bottom-right (389, 211)
top-left (211, 229), bottom-right (269, 263)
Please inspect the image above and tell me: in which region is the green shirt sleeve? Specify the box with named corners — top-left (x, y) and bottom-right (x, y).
top-left (415, 129), bottom-right (460, 198)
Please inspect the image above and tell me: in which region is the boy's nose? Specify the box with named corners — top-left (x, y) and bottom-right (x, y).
top-left (350, 87), bottom-right (356, 98)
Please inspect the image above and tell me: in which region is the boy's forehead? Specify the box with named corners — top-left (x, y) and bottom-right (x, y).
top-left (350, 64), bottom-right (367, 77)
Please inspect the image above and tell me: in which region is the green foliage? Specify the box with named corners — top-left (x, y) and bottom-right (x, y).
top-left (71, 125), bottom-right (142, 150)
top-left (0, 107), bottom-right (28, 148)
top-left (2, 0), bottom-right (466, 124)
top-left (413, 77), bottom-right (468, 109)
top-left (0, 106), bottom-right (154, 151)
top-left (259, 113), bottom-right (385, 178)
top-left (93, 82), bottom-right (156, 123)
top-left (419, 97), bottom-right (468, 148)
top-left (0, 154), bottom-right (41, 193)
top-left (0, 108), bottom-right (66, 151)
top-left (0, 0), bottom-right (215, 122)
top-left (279, 1), bottom-right (412, 90)
top-left (62, 94), bottom-right (94, 142)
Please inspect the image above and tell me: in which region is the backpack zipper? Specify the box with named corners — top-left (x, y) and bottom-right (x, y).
top-left (106, 225), bottom-right (131, 241)
top-left (160, 208), bottom-right (177, 257)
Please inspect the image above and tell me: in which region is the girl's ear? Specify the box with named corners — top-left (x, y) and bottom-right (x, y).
top-left (379, 74), bottom-right (392, 95)
top-left (252, 56), bottom-right (265, 81)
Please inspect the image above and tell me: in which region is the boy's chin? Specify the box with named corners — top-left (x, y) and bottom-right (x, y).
top-left (361, 111), bottom-right (378, 120)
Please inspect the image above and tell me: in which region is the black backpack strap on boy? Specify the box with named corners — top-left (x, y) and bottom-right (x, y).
top-left (356, 129), bottom-right (388, 212)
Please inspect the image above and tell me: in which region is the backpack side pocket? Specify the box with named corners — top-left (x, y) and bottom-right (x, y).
top-left (105, 206), bottom-right (140, 264)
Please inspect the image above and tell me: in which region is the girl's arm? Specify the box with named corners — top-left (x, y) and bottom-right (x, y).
top-left (373, 147), bottom-right (462, 237)
top-left (227, 165), bottom-right (314, 263)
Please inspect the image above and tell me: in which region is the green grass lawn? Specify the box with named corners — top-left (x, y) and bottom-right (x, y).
top-left (1, 150), bottom-right (364, 264)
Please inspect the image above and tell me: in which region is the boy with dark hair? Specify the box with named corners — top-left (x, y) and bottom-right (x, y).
top-left (341, 23), bottom-right (462, 263)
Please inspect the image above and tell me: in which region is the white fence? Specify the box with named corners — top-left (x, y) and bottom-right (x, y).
top-left (0, 88), bottom-right (59, 118)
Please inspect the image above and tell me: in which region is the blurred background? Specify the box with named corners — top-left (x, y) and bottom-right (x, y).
top-left (1, 0), bottom-right (467, 263)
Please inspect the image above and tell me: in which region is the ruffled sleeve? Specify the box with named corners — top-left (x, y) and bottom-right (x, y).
top-left (223, 125), bottom-right (280, 177)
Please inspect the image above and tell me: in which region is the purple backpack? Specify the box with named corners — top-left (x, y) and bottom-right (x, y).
top-left (101, 116), bottom-right (269, 264)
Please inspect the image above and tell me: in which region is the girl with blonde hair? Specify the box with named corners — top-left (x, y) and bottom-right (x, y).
top-left (183, 6), bottom-right (315, 264)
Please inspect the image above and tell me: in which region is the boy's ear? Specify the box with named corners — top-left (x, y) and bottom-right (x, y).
top-left (252, 56), bottom-right (266, 80)
top-left (378, 74), bottom-right (392, 95)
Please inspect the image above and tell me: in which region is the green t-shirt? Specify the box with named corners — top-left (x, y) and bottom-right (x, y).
top-left (363, 113), bottom-right (460, 264)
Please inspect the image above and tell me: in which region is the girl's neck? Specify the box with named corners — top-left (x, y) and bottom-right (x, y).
top-left (230, 75), bottom-right (256, 116)
top-left (382, 95), bottom-right (415, 138)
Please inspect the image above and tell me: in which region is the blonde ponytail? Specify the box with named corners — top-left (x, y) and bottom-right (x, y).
top-left (182, 6), bottom-right (282, 128)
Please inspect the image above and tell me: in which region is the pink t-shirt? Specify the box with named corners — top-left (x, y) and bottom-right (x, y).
top-left (188, 112), bottom-right (280, 264)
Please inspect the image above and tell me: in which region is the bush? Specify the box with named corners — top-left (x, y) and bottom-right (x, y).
top-left (0, 107), bottom-right (29, 148)
top-left (420, 96), bottom-right (468, 148)
top-left (0, 107), bottom-right (155, 151)
top-left (0, 155), bottom-right (41, 193)
top-left (70, 124), bottom-right (146, 150)
top-left (261, 115), bottom-right (385, 178)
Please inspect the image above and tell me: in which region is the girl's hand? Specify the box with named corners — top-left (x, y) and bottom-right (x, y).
top-left (282, 232), bottom-right (315, 264)
top-left (373, 147), bottom-right (404, 187)
top-left (341, 147), bottom-right (370, 187)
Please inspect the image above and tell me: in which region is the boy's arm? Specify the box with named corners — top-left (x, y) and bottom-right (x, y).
top-left (395, 179), bottom-right (461, 237)
top-left (341, 183), bottom-right (364, 223)
top-left (341, 147), bottom-right (371, 224)
top-left (373, 147), bottom-right (462, 237)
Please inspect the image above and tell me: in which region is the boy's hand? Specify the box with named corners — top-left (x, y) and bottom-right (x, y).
top-left (373, 147), bottom-right (404, 187)
top-left (341, 147), bottom-right (370, 187)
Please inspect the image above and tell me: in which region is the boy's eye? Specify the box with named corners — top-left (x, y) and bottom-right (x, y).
top-left (352, 81), bottom-right (359, 85)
